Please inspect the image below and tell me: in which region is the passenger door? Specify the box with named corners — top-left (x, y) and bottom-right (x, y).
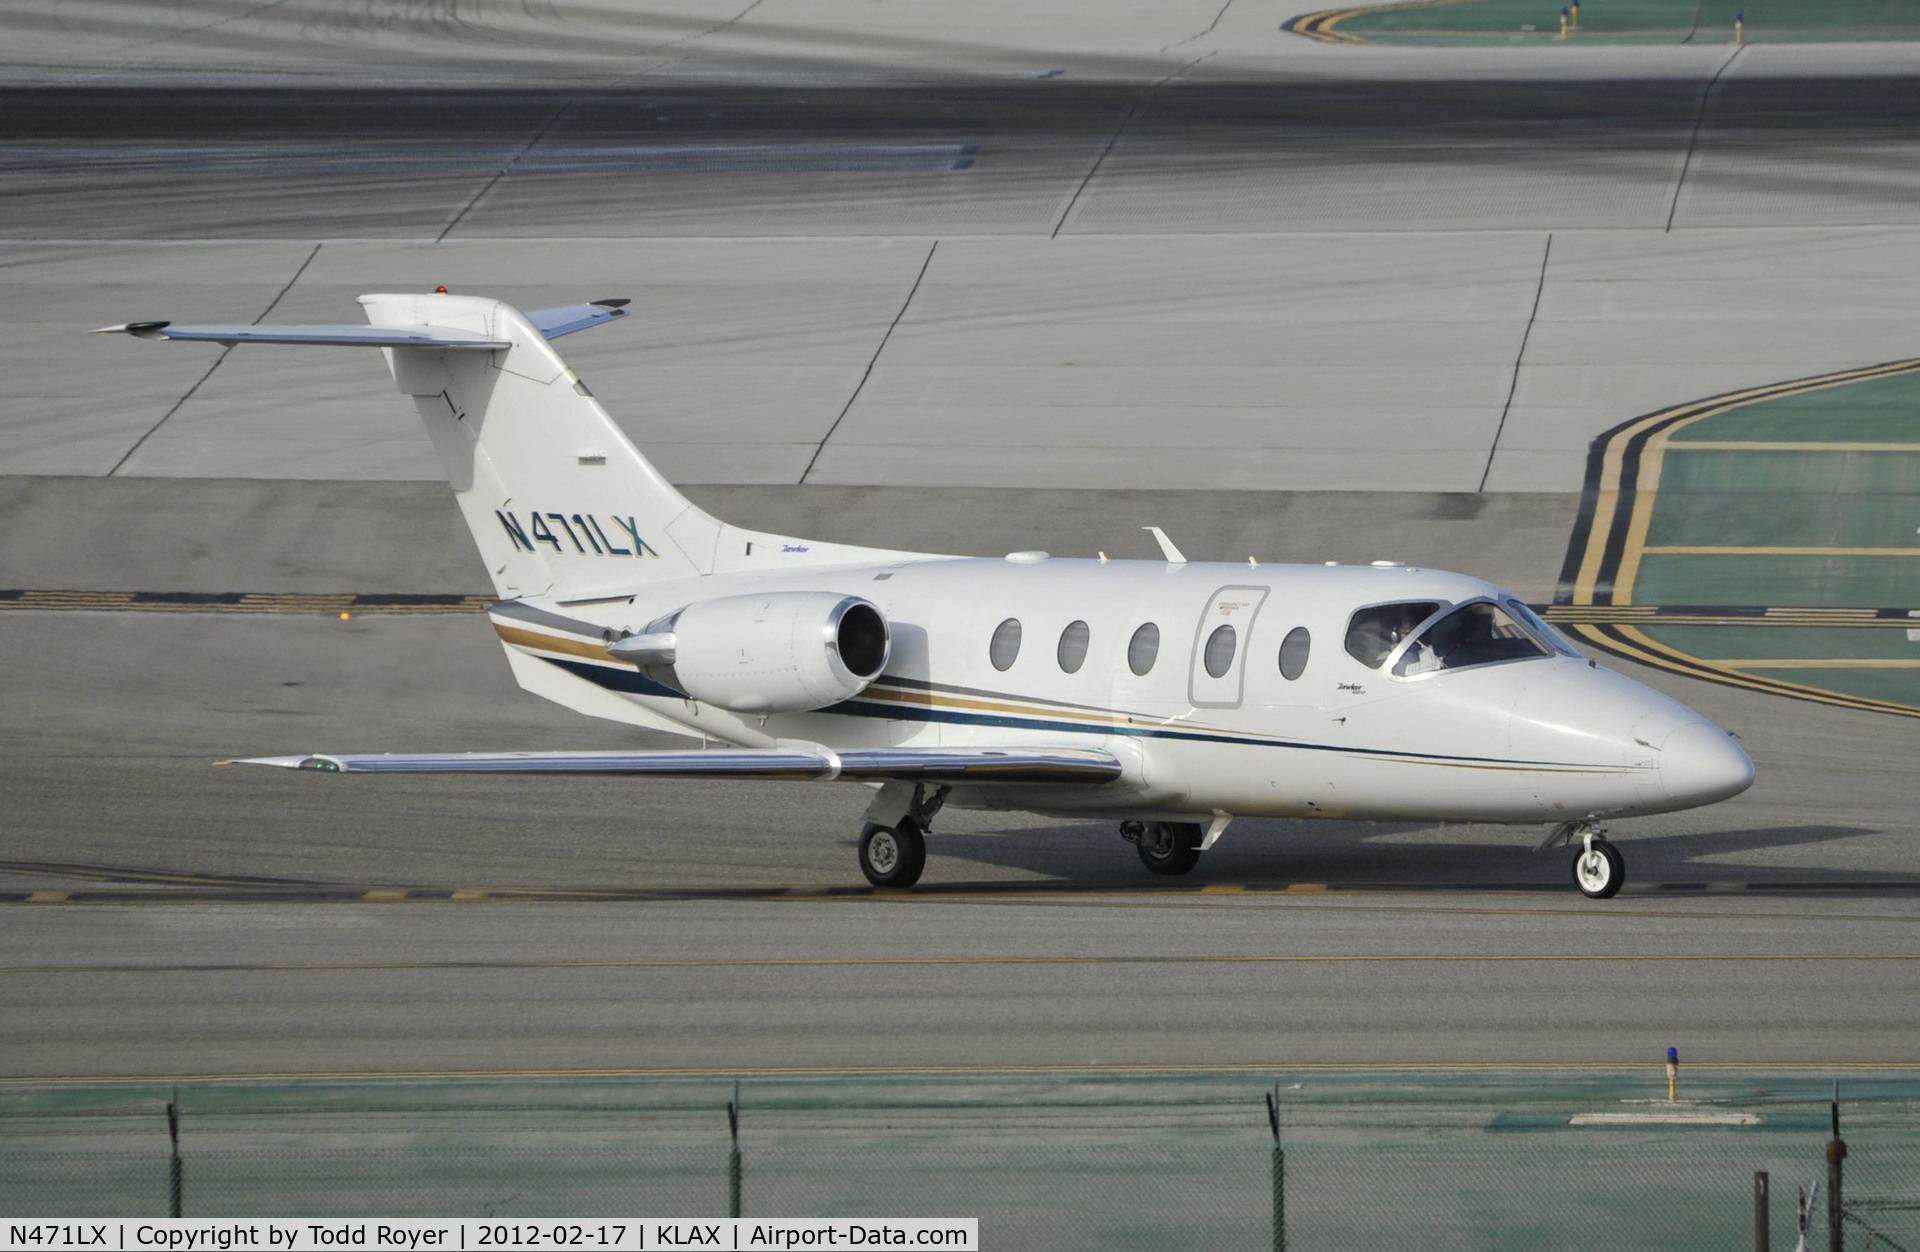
top-left (1189, 586), bottom-right (1269, 709)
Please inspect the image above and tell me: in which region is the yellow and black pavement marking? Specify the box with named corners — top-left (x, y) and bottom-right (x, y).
top-left (3, 860), bottom-right (1917, 904)
top-left (1553, 357), bottom-right (1920, 718)
top-left (5, 951), bottom-right (1920, 976)
top-left (0, 590), bottom-right (491, 614)
top-left (1284, 0), bottom-right (1484, 43)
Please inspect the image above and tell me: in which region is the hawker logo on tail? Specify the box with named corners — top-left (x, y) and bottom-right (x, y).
top-left (495, 510), bottom-right (660, 558)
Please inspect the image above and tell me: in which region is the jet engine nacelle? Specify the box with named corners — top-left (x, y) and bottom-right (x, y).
top-left (620, 591), bottom-right (891, 714)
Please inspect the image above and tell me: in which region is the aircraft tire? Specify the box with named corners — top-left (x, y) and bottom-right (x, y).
top-left (1571, 838), bottom-right (1625, 899)
top-left (859, 819), bottom-right (926, 888)
top-left (1137, 821), bottom-right (1203, 875)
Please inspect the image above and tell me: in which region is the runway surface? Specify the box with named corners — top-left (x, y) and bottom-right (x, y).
top-left (9, 60), bottom-right (1920, 491)
top-left (5, 5), bottom-right (1920, 1079)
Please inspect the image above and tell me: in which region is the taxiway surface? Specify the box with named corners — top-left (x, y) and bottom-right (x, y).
top-left (5, 484), bottom-right (1920, 1076)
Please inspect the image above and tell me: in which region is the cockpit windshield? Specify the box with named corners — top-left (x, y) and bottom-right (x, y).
top-left (1344, 602), bottom-right (1442, 669)
top-left (1391, 601), bottom-right (1551, 677)
top-left (1503, 597), bottom-right (1583, 658)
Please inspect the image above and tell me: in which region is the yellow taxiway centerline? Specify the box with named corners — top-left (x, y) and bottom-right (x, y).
top-left (3, 952), bottom-right (1918, 976)
top-left (1642, 546), bottom-right (1920, 556)
top-left (1670, 441), bottom-right (1920, 452)
top-left (1716, 658), bottom-right (1920, 669)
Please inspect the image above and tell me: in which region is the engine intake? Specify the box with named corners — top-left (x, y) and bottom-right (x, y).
top-left (614, 591), bottom-right (890, 714)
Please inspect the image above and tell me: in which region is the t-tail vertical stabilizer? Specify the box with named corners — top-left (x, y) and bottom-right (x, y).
top-left (97, 291), bottom-right (926, 604)
top-left (362, 292), bottom-right (720, 602)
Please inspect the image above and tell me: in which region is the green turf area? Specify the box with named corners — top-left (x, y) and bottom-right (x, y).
top-left (1660, 449), bottom-right (1920, 497)
top-left (1646, 488), bottom-right (1920, 549)
top-left (1727, 663), bottom-right (1920, 704)
top-left (1332, 0), bottom-right (1920, 45)
top-left (1676, 372), bottom-right (1920, 442)
top-left (1633, 553), bottom-right (1920, 606)
top-left (6, 1071), bottom-right (1918, 1247)
top-left (1616, 365), bottom-right (1920, 711)
top-left (1644, 623), bottom-right (1920, 660)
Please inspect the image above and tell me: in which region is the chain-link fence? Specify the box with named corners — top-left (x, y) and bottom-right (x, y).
top-left (1842, 1133), bottom-right (1920, 1252)
top-left (4, 1072), bottom-right (1917, 1250)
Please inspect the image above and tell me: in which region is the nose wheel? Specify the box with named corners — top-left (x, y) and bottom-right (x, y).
top-left (859, 819), bottom-right (927, 888)
top-left (1572, 836), bottom-right (1625, 899)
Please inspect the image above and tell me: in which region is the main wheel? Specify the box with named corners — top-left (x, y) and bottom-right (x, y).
top-left (1572, 838), bottom-right (1625, 899)
top-left (1137, 821), bottom-right (1203, 876)
top-left (859, 819), bottom-right (926, 888)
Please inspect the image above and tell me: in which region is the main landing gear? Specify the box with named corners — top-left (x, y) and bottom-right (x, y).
top-left (857, 783), bottom-right (950, 889)
top-left (1121, 820), bottom-right (1204, 875)
top-left (1541, 820), bottom-right (1625, 899)
top-left (859, 820), bottom-right (926, 888)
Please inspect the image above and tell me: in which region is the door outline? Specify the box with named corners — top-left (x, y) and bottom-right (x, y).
top-left (1189, 585), bottom-right (1270, 709)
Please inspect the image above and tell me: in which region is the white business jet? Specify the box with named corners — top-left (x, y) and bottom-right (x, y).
top-left (99, 292), bottom-right (1753, 898)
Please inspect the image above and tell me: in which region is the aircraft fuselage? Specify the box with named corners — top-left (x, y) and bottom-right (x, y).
top-left (513, 554), bottom-right (1754, 827)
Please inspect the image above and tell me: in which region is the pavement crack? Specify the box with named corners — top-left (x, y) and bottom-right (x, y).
top-left (1666, 44), bottom-right (1744, 232)
top-left (438, 100), bottom-right (573, 243)
top-left (1051, 54), bottom-right (1211, 238)
top-left (106, 242), bottom-right (321, 477)
top-left (800, 240), bottom-right (938, 484)
top-left (1478, 233), bottom-right (1551, 493)
top-left (1164, 0), bottom-right (1238, 49)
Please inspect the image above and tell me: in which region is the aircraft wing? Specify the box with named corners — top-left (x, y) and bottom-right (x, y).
top-left (233, 745), bottom-right (1123, 784)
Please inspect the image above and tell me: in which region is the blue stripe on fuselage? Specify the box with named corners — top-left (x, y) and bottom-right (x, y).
top-left (824, 697), bottom-right (1602, 772)
top-left (545, 656), bottom-right (1602, 773)
top-left (544, 656), bottom-right (686, 698)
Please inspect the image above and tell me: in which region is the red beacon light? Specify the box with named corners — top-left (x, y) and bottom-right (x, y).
top-left (434, 286), bottom-right (448, 294)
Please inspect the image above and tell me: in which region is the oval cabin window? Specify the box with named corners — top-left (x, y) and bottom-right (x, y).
top-left (1057, 620), bottom-right (1090, 674)
top-left (989, 618), bottom-right (1022, 672)
top-left (1127, 622), bottom-right (1160, 676)
top-left (1203, 624), bottom-right (1237, 678)
top-left (1278, 626), bottom-right (1311, 680)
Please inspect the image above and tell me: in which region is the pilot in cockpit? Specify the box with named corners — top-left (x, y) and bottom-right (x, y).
top-left (1394, 604), bottom-right (1442, 675)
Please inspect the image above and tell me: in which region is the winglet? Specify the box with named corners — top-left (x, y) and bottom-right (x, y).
top-left (527, 299), bottom-right (632, 339)
top-left (93, 321), bottom-right (173, 339)
top-left (235, 754), bottom-right (345, 771)
top-left (1143, 526), bottom-right (1187, 564)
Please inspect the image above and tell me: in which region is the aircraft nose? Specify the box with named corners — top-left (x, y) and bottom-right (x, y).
top-left (1658, 722), bottom-right (1754, 806)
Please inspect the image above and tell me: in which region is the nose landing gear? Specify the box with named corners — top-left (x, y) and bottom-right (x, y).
top-left (1541, 821), bottom-right (1624, 899)
top-left (1572, 833), bottom-right (1625, 899)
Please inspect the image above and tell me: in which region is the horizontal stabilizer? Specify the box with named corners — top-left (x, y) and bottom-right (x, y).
top-left (92, 322), bottom-right (510, 349)
top-left (235, 745), bottom-right (1123, 785)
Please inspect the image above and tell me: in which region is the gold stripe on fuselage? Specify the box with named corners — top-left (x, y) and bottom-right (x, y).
top-left (490, 624), bottom-right (1625, 775)
top-left (492, 622), bottom-right (617, 664)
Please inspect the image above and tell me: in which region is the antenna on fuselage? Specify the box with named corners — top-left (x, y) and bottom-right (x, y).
top-left (1143, 526), bottom-right (1187, 564)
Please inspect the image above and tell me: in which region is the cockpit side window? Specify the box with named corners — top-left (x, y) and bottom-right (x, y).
top-left (1392, 601), bottom-right (1551, 677)
top-left (1344, 602), bottom-right (1442, 669)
